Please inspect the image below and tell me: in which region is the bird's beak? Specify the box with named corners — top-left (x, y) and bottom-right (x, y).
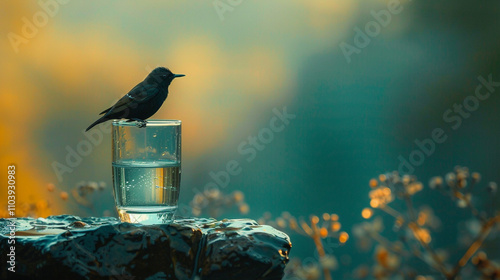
top-left (174, 74), bottom-right (185, 78)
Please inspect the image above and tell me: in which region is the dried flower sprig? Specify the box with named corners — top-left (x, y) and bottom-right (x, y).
top-left (190, 189), bottom-right (249, 218)
top-left (355, 167), bottom-right (500, 279)
top-left (260, 211), bottom-right (348, 280)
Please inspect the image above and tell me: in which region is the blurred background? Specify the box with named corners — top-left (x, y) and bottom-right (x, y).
top-left (1, 0), bottom-right (500, 278)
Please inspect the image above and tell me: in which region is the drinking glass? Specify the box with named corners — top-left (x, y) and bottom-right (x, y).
top-left (112, 120), bottom-right (181, 224)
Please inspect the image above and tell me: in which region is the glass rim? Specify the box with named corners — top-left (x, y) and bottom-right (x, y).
top-left (112, 119), bottom-right (181, 127)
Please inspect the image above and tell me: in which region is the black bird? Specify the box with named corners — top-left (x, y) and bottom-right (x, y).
top-left (86, 67), bottom-right (185, 131)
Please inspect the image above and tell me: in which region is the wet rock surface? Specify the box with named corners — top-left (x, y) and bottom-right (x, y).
top-left (0, 215), bottom-right (291, 280)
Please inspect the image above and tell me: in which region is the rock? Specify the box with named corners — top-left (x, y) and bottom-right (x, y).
top-left (0, 215), bottom-right (291, 280)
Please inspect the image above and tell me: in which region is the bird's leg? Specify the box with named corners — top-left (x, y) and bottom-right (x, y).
top-left (129, 118), bottom-right (147, 128)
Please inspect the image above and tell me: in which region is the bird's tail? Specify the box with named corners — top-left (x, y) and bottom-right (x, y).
top-left (86, 117), bottom-right (108, 132)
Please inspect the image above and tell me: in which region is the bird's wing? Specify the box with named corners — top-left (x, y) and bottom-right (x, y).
top-left (105, 83), bottom-right (160, 116)
top-left (99, 107), bottom-right (111, 115)
top-left (126, 82), bottom-right (160, 102)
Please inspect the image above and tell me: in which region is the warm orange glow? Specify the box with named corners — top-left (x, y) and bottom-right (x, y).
top-left (330, 214), bottom-right (339, 221)
top-left (434, 177), bottom-right (443, 185)
top-left (36, 200), bottom-right (48, 210)
top-left (369, 186), bottom-right (394, 209)
top-left (322, 213), bottom-right (331, 221)
top-left (412, 226), bottom-right (432, 244)
top-left (378, 174), bottom-right (387, 182)
top-left (339, 232), bottom-right (349, 243)
top-left (239, 204), bottom-right (249, 214)
top-left (233, 191), bottom-right (244, 202)
top-left (369, 178), bottom-right (378, 188)
top-left (276, 217), bottom-right (286, 228)
top-left (60, 192), bottom-right (69, 201)
top-left (407, 182), bottom-right (423, 195)
top-left (361, 208), bottom-right (373, 219)
top-left (1, 1), bottom-right (301, 217)
top-left (311, 215), bottom-right (319, 224)
top-left (331, 222), bottom-right (341, 232)
top-left (320, 227), bottom-right (328, 238)
top-left (376, 246), bottom-right (389, 267)
top-left (382, 187), bottom-right (391, 196)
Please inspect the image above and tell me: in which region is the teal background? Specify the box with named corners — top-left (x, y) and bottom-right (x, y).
top-left (2, 0), bottom-right (499, 278)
